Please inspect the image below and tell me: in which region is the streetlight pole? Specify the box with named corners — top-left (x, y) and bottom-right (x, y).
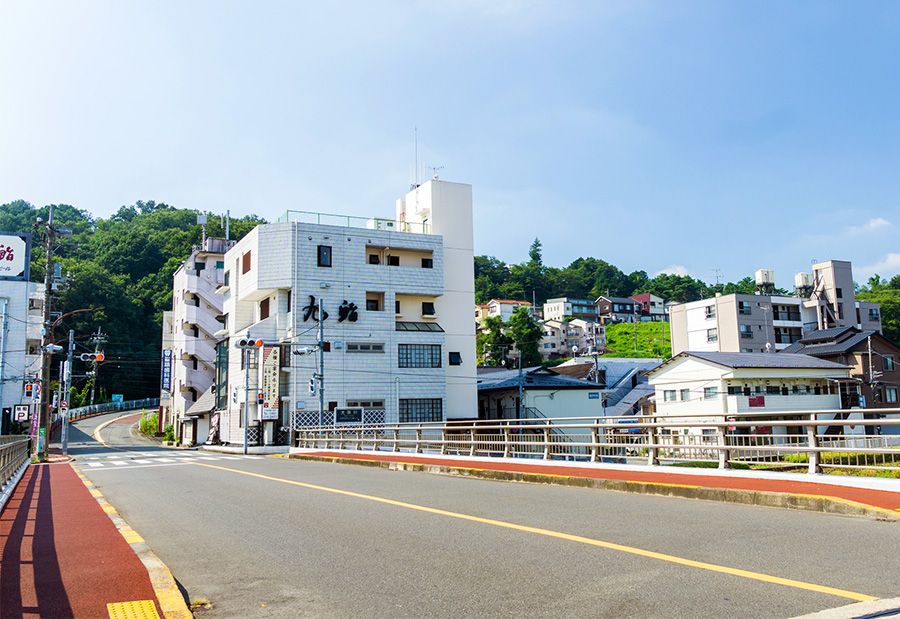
top-left (36, 205), bottom-right (55, 461)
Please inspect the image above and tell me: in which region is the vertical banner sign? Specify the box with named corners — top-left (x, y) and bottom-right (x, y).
top-left (0, 233), bottom-right (30, 281)
top-left (160, 349), bottom-right (173, 392)
top-left (258, 346), bottom-right (280, 420)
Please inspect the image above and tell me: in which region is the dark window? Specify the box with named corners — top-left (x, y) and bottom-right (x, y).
top-left (242, 251), bottom-right (251, 274)
top-left (422, 302), bottom-right (436, 316)
top-left (885, 355), bottom-right (895, 372)
top-left (366, 299), bottom-right (380, 311)
top-left (836, 288), bottom-right (843, 299)
top-left (395, 300), bottom-right (400, 314)
top-left (195, 261), bottom-right (206, 271)
top-left (259, 298), bottom-right (270, 320)
top-left (215, 339), bottom-right (229, 410)
top-left (837, 303), bottom-right (844, 319)
top-left (280, 344), bottom-right (291, 368)
top-left (421, 258), bottom-right (433, 269)
top-left (215, 260), bottom-right (225, 269)
top-left (286, 290), bottom-right (292, 313)
top-left (346, 343), bottom-right (385, 353)
top-left (223, 271), bottom-right (230, 287)
top-left (449, 352), bottom-right (462, 366)
top-left (387, 255), bottom-right (400, 266)
top-left (369, 254), bottom-right (380, 265)
top-left (738, 301), bottom-right (751, 315)
top-left (399, 398), bottom-right (442, 423)
top-left (727, 386), bottom-right (742, 395)
top-left (317, 245), bottom-right (332, 267)
top-left (395, 321), bottom-right (444, 332)
top-left (399, 344), bottom-right (442, 368)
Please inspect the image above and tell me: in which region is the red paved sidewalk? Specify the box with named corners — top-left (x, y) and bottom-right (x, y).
top-left (301, 450), bottom-right (900, 513)
top-left (0, 463), bottom-right (163, 618)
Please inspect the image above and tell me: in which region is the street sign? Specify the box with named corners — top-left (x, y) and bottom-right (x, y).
top-left (111, 394), bottom-right (124, 403)
top-left (13, 405), bottom-right (28, 421)
top-left (60, 400), bottom-right (69, 413)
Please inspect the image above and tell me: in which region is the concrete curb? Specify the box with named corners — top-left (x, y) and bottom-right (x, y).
top-left (289, 454), bottom-right (900, 522)
top-left (792, 596), bottom-right (900, 618)
top-left (74, 466), bottom-right (193, 619)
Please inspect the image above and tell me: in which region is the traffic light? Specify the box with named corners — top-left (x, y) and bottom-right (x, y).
top-left (79, 352), bottom-right (105, 362)
top-left (257, 392), bottom-right (264, 405)
top-left (235, 338), bottom-right (264, 349)
top-left (308, 378), bottom-right (316, 395)
top-left (24, 383), bottom-right (33, 399)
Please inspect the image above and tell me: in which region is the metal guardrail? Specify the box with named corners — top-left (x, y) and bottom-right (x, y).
top-left (294, 407), bottom-right (900, 476)
top-left (66, 398), bottom-right (160, 422)
top-left (1, 436), bottom-right (30, 505)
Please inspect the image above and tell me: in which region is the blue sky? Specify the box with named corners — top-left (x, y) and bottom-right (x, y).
top-left (2, 1), bottom-right (899, 286)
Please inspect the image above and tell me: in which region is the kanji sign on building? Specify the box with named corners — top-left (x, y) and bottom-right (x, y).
top-left (160, 349), bottom-right (173, 392)
top-left (0, 233), bottom-right (30, 281)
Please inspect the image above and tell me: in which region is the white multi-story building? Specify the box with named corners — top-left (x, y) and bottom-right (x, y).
top-left (485, 299), bottom-right (531, 322)
top-left (0, 281), bottom-right (43, 432)
top-left (670, 260), bottom-right (882, 355)
top-left (542, 297), bottom-right (599, 322)
top-left (168, 237), bottom-right (234, 444)
top-left (214, 179), bottom-right (477, 447)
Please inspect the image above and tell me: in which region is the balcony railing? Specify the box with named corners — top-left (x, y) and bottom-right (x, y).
top-left (277, 210), bottom-right (431, 234)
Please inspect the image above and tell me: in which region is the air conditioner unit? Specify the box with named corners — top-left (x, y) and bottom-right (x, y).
top-left (366, 218), bottom-right (397, 231)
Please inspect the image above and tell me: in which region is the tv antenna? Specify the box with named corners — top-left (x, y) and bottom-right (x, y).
top-left (429, 165), bottom-right (444, 180)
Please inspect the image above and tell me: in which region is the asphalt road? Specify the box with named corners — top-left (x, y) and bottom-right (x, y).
top-left (67, 412), bottom-right (900, 618)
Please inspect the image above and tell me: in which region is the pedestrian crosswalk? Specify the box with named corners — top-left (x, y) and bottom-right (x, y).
top-left (77, 451), bottom-right (261, 470)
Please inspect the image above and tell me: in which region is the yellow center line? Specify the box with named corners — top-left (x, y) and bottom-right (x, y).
top-left (191, 461), bottom-right (877, 602)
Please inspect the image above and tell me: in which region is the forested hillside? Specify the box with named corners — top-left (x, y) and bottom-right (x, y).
top-left (0, 200), bottom-right (263, 403)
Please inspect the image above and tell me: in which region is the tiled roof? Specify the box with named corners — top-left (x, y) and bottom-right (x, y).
top-left (489, 299), bottom-right (531, 305)
top-left (796, 326), bottom-right (856, 344)
top-left (782, 330), bottom-right (878, 356)
top-left (476, 366), bottom-right (598, 391)
top-left (686, 351), bottom-right (848, 370)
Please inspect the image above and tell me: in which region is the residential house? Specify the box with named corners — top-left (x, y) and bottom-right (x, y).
top-left (543, 297), bottom-right (600, 322)
top-left (630, 293), bottom-right (668, 322)
top-left (596, 296), bottom-right (639, 324)
top-left (782, 326), bottom-right (900, 434)
top-left (486, 299), bottom-right (532, 322)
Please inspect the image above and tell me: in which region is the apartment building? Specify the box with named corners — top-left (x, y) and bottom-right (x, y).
top-left (542, 297), bottom-right (599, 322)
top-left (669, 260), bottom-right (883, 356)
top-left (168, 237), bottom-right (234, 444)
top-left (540, 318), bottom-right (605, 359)
top-left (0, 232), bottom-right (41, 434)
top-left (213, 179), bottom-right (477, 447)
top-left (630, 293), bottom-right (668, 322)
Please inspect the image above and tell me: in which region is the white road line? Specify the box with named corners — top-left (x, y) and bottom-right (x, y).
top-left (111, 460), bottom-right (128, 466)
top-left (153, 458), bottom-right (176, 463)
top-left (131, 459), bottom-right (153, 464)
top-left (196, 456), bottom-right (220, 460)
top-left (85, 462), bottom-right (193, 471)
top-left (87, 462), bottom-right (103, 468)
top-left (217, 456), bottom-right (240, 461)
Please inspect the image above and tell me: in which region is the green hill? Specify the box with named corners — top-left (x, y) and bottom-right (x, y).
top-left (604, 322), bottom-right (671, 358)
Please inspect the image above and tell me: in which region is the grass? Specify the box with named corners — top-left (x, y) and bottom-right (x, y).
top-left (603, 322), bottom-right (671, 358)
top-left (139, 411), bottom-right (159, 436)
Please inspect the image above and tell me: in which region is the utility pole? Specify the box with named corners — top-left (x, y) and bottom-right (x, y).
top-left (243, 347), bottom-right (250, 455)
top-left (517, 349), bottom-right (523, 420)
top-left (318, 297), bottom-right (325, 427)
top-left (36, 205), bottom-right (56, 461)
top-left (62, 329), bottom-right (74, 455)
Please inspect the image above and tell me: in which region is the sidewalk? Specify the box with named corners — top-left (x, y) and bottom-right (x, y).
top-left (0, 461), bottom-right (165, 618)
top-left (291, 450), bottom-right (900, 519)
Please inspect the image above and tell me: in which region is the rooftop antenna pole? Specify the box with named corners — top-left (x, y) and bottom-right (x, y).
top-left (225, 209), bottom-right (231, 241)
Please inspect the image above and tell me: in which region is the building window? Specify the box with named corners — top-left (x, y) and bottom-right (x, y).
top-left (259, 298), bottom-right (270, 320)
top-left (884, 355), bottom-right (895, 372)
top-left (869, 308), bottom-right (880, 321)
top-left (836, 287), bottom-right (843, 299)
top-left (387, 255), bottom-right (400, 266)
top-left (766, 386), bottom-right (780, 395)
top-left (346, 343), bottom-right (385, 353)
top-left (837, 303), bottom-right (844, 320)
top-left (421, 258), bottom-right (433, 269)
top-left (195, 261), bottom-right (206, 271)
top-left (399, 344), bottom-right (442, 368)
top-left (707, 328), bottom-right (718, 343)
top-left (449, 352), bottom-right (462, 366)
top-left (738, 301), bottom-right (751, 315)
top-left (215, 260), bottom-right (225, 269)
top-left (422, 302), bottom-right (436, 316)
top-left (347, 400), bottom-right (385, 409)
top-left (740, 324), bottom-right (753, 339)
top-left (705, 305), bottom-right (716, 319)
top-left (703, 387), bottom-right (719, 399)
top-left (369, 254), bottom-right (380, 265)
top-left (366, 299), bottom-right (380, 311)
top-left (886, 388), bottom-right (898, 403)
top-left (399, 398), bottom-right (442, 423)
top-left (242, 251), bottom-right (251, 274)
top-left (395, 300), bottom-right (401, 314)
top-left (317, 245), bottom-right (332, 267)
top-left (680, 388), bottom-right (690, 401)
top-left (727, 386), bottom-right (742, 395)
top-left (286, 290), bottom-right (292, 313)
top-left (663, 390), bottom-right (676, 402)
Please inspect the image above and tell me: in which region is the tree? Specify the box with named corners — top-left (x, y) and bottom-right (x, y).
top-left (476, 316), bottom-right (511, 366)
top-left (507, 307), bottom-right (543, 367)
top-left (528, 238), bottom-right (543, 264)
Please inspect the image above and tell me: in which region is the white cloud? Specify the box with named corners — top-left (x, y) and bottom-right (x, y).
top-left (848, 217), bottom-right (891, 235)
top-left (655, 265), bottom-right (690, 277)
top-left (858, 253), bottom-right (900, 279)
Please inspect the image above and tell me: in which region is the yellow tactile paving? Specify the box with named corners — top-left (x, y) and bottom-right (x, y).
top-left (107, 599), bottom-right (160, 619)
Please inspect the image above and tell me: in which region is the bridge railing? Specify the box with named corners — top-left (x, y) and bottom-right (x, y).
top-left (293, 407), bottom-right (900, 476)
top-left (1, 435), bottom-right (30, 509)
top-left (66, 398), bottom-right (160, 422)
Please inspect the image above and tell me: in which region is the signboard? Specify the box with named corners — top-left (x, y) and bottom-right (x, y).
top-left (259, 346), bottom-right (280, 420)
top-left (13, 405), bottom-right (28, 422)
top-left (0, 232), bottom-right (30, 281)
top-left (588, 392), bottom-right (600, 400)
top-left (60, 400), bottom-right (69, 413)
top-left (748, 395), bottom-right (766, 408)
top-left (160, 349), bottom-right (173, 392)
top-left (111, 394), bottom-right (124, 403)
top-left (334, 408), bottom-right (363, 424)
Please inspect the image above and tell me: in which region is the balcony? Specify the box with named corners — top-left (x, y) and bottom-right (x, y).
top-left (183, 304), bottom-right (227, 337)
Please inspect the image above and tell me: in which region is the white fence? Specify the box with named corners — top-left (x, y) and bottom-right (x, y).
top-left (293, 408), bottom-right (900, 476)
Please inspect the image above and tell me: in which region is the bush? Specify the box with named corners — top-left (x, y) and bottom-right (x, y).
top-left (139, 411), bottom-right (159, 435)
top-left (163, 424), bottom-right (175, 442)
